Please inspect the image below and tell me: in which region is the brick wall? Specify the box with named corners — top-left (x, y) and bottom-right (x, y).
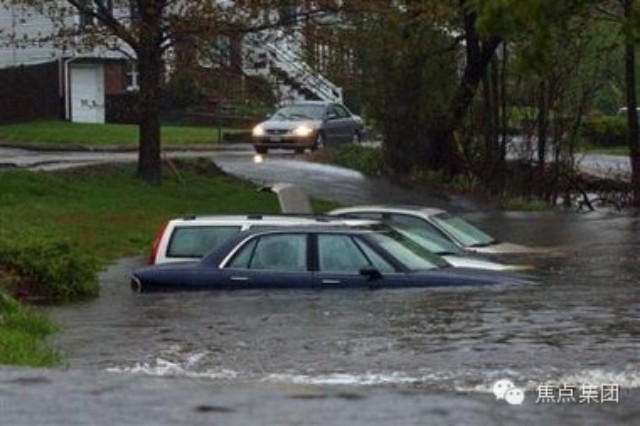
top-left (0, 61), bottom-right (62, 124)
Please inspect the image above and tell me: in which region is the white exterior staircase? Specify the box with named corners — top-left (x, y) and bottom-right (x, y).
top-left (243, 30), bottom-right (343, 104)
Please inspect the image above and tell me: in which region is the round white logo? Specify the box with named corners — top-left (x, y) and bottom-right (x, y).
top-left (504, 387), bottom-right (526, 405)
top-left (493, 379), bottom-right (515, 400)
top-left (493, 379), bottom-right (526, 405)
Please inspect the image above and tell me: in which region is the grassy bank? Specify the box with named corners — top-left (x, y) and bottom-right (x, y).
top-left (307, 144), bottom-right (387, 177)
top-left (0, 120), bottom-right (233, 146)
top-left (1, 159), bottom-right (336, 290)
top-left (0, 293), bottom-right (60, 366)
top-left (0, 159), bottom-right (336, 365)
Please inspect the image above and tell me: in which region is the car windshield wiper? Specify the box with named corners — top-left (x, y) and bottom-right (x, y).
top-left (289, 113), bottom-right (312, 119)
top-left (469, 240), bottom-right (496, 248)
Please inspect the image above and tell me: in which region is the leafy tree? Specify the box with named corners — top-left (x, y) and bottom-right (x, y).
top-left (331, 1), bottom-right (502, 176)
top-left (480, 0), bottom-right (640, 204)
top-left (0, 1), bottom-right (231, 182)
top-left (337, 2), bottom-right (458, 174)
top-left (0, 0), bottom-right (336, 183)
top-left (620, 0), bottom-right (640, 205)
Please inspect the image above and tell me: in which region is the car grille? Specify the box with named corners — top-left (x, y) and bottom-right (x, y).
top-left (266, 129), bottom-right (288, 135)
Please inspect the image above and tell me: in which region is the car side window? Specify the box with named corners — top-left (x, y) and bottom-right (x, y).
top-left (333, 104), bottom-right (350, 118)
top-left (227, 238), bottom-right (257, 268)
top-left (353, 239), bottom-right (396, 273)
top-left (232, 234), bottom-right (307, 271)
top-left (167, 226), bottom-right (242, 258)
top-left (388, 214), bottom-right (450, 240)
top-left (326, 105), bottom-right (339, 120)
top-left (318, 234), bottom-right (371, 273)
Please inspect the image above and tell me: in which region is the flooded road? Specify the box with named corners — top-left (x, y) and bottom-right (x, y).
top-left (3, 149), bottom-right (640, 425)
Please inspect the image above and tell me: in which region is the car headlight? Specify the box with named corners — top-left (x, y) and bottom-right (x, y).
top-left (252, 125), bottom-right (265, 137)
top-left (291, 125), bottom-right (314, 137)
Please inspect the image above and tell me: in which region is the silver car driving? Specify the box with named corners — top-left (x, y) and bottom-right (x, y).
top-left (252, 100), bottom-right (364, 154)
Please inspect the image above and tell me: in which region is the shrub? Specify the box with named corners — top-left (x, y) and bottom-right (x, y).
top-left (580, 116), bottom-right (627, 147)
top-left (0, 236), bottom-right (99, 302)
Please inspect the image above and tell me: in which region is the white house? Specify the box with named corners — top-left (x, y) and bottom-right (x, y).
top-left (0, 1), bottom-right (135, 124)
top-left (0, 1), bottom-right (343, 125)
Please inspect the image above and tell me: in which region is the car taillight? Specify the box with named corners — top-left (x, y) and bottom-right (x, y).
top-left (149, 222), bottom-right (169, 264)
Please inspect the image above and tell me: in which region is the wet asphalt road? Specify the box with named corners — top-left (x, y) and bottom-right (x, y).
top-left (2, 366), bottom-right (635, 426)
top-left (1, 145), bottom-right (639, 425)
top-left (0, 145), bottom-right (222, 171)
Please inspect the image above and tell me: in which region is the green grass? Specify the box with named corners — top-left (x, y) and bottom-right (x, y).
top-left (0, 120), bottom-right (237, 146)
top-left (0, 160), bottom-right (336, 262)
top-left (581, 144), bottom-right (628, 156)
top-left (500, 197), bottom-right (551, 211)
top-left (0, 292), bottom-right (60, 366)
top-left (308, 144), bottom-right (387, 177)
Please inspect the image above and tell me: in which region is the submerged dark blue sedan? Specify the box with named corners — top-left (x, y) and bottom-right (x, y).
top-left (131, 226), bottom-right (534, 292)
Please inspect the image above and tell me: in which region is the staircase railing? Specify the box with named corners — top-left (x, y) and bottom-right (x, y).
top-left (244, 31), bottom-right (343, 103)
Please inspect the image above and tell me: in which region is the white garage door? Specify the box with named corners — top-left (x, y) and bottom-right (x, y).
top-left (70, 65), bottom-right (105, 124)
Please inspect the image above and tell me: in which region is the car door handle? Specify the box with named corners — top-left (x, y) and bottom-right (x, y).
top-left (321, 279), bottom-right (341, 285)
top-left (230, 276), bottom-right (249, 282)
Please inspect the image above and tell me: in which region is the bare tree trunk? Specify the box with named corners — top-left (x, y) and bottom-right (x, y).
top-left (624, 0), bottom-right (640, 205)
top-left (432, 0), bottom-right (502, 176)
top-left (499, 43), bottom-right (508, 171)
top-left (536, 80), bottom-right (548, 169)
top-left (136, 50), bottom-right (163, 184)
top-left (135, 0), bottom-right (164, 184)
top-left (480, 58), bottom-right (500, 180)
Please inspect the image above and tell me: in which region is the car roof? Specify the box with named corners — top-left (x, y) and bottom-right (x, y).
top-left (216, 223), bottom-right (389, 245)
top-left (171, 214), bottom-right (336, 224)
top-left (167, 214), bottom-right (375, 227)
top-left (278, 100), bottom-right (332, 107)
top-left (329, 205), bottom-right (446, 217)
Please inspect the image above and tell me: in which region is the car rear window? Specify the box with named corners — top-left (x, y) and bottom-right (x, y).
top-left (167, 226), bottom-right (242, 258)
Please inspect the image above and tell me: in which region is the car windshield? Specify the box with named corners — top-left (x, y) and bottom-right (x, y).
top-left (392, 226), bottom-right (463, 255)
top-left (272, 104), bottom-right (325, 120)
top-left (430, 213), bottom-right (495, 247)
top-left (368, 230), bottom-right (449, 271)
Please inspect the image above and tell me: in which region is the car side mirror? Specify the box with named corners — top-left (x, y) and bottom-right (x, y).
top-left (327, 112), bottom-right (337, 120)
top-left (360, 266), bottom-right (382, 281)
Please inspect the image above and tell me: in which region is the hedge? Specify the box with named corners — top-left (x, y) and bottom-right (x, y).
top-left (0, 236), bottom-right (99, 302)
